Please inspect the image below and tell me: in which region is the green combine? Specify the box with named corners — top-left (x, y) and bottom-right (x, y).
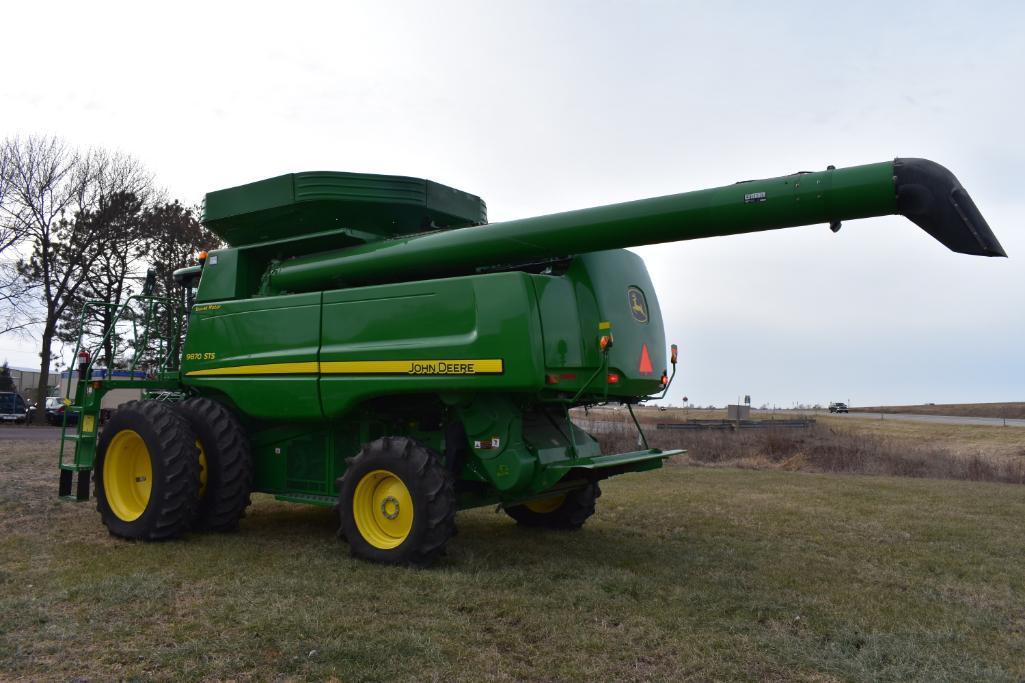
top-left (58, 158), bottom-right (1004, 565)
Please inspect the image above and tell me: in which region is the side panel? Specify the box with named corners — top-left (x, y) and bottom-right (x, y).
top-left (579, 250), bottom-right (667, 390)
top-left (532, 250), bottom-right (666, 397)
top-left (319, 272), bottom-right (545, 418)
top-left (182, 293), bottom-right (322, 420)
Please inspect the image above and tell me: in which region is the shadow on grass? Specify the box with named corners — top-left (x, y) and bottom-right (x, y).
top-left (233, 495), bottom-right (700, 577)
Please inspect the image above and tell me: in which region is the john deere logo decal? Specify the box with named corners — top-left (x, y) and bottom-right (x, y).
top-left (627, 286), bottom-right (648, 323)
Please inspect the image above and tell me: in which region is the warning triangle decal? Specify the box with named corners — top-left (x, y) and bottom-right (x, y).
top-left (638, 344), bottom-right (654, 374)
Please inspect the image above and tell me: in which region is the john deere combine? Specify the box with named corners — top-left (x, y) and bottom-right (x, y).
top-left (58, 158), bottom-right (1004, 565)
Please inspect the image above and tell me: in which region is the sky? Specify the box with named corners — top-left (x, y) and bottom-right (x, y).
top-left (1, 1), bottom-right (1022, 406)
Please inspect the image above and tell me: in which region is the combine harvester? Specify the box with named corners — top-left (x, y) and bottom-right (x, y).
top-left (58, 159), bottom-right (1004, 565)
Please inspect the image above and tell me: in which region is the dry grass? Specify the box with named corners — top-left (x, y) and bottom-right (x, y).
top-left (817, 414), bottom-right (1025, 461)
top-left (851, 402), bottom-right (1025, 420)
top-left (4, 436), bottom-right (1025, 681)
top-left (580, 410), bottom-right (1025, 486)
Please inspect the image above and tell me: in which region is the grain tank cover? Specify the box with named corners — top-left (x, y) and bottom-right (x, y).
top-left (203, 171), bottom-right (487, 247)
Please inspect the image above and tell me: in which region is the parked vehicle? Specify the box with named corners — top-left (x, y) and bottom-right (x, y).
top-left (0, 392), bottom-right (28, 423)
top-left (829, 402), bottom-right (849, 414)
top-left (46, 397), bottom-right (79, 426)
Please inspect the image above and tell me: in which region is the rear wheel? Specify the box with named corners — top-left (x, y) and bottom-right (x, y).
top-left (95, 401), bottom-right (199, 541)
top-left (504, 482), bottom-right (601, 529)
top-left (175, 397), bottom-right (254, 531)
top-left (337, 436), bottom-right (456, 566)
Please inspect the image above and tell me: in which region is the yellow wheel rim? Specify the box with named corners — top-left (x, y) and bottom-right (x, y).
top-left (352, 469), bottom-right (413, 549)
top-left (103, 429), bottom-right (153, 522)
top-left (525, 495), bottom-right (565, 514)
top-left (196, 440), bottom-right (208, 499)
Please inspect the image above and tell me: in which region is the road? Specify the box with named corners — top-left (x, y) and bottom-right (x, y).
top-left (0, 426), bottom-right (62, 440)
top-left (836, 412), bottom-right (1025, 428)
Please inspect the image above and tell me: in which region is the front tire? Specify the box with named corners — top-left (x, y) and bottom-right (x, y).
top-left (95, 401), bottom-right (200, 541)
top-left (504, 482), bottom-right (601, 529)
top-left (337, 436), bottom-right (456, 567)
top-left (175, 397), bottom-right (253, 531)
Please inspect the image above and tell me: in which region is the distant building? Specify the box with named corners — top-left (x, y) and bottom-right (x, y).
top-left (727, 404), bottom-right (751, 420)
top-left (8, 366), bottom-right (62, 404)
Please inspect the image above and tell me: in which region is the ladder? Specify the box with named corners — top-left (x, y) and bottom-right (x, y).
top-left (58, 294), bottom-right (182, 501)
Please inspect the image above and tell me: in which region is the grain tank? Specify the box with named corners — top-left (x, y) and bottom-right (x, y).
top-left (58, 158), bottom-right (1004, 565)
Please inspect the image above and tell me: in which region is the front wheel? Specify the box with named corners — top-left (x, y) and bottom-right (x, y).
top-left (337, 436), bottom-right (456, 567)
top-left (175, 397), bottom-right (253, 531)
top-left (504, 483), bottom-right (601, 530)
top-left (94, 401), bottom-right (200, 541)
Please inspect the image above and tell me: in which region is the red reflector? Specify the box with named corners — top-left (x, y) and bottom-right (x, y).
top-left (559, 373), bottom-right (577, 380)
top-left (607, 373), bottom-right (620, 384)
top-left (545, 374), bottom-right (559, 385)
top-left (638, 344), bottom-right (654, 374)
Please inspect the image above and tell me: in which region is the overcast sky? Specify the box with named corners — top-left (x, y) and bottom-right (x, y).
top-left (1, 1), bottom-right (1022, 406)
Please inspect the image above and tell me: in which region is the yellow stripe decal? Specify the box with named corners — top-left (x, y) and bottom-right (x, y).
top-left (186, 362), bottom-right (319, 377)
top-left (598, 321), bottom-right (612, 330)
top-left (321, 359), bottom-right (504, 375)
top-left (186, 359), bottom-right (504, 377)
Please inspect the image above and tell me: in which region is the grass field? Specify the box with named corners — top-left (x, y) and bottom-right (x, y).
top-left (581, 407), bottom-right (1025, 484)
top-left (3, 437), bottom-right (1025, 681)
top-left (850, 402), bottom-right (1025, 420)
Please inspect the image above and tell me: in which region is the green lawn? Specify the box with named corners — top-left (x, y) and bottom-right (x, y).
top-left (2, 440), bottom-right (1024, 681)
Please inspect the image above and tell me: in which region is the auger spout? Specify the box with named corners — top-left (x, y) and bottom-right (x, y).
top-left (261, 158), bottom-right (1003, 293)
top-left (893, 158), bottom-right (1004, 257)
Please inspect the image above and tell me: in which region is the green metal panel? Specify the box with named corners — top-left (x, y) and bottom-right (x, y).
top-left (318, 272), bottom-right (546, 418)
top-left (194, 248), bottom-right (241, 301)
top-left (182, 293), bottom-right (323, 420)
top-left (531, 250), bottom-right (666, 397)
top-left (203, 171), bottom-right (486, 247)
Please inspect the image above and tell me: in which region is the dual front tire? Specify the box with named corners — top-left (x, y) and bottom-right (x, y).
top-left (95, 398), bottom-right (252, 541)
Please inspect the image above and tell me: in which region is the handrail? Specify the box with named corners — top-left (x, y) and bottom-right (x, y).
top-left (63, 293), bottom-right (180, 402)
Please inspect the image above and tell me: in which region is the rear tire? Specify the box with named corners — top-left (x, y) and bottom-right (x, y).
top-left (504, 482), bottom-right (601, 529)
top-left (337, 436), bottom-right (456, 567)
top-left (95, 400), bottom-right (200, 541)
top-left (175, 397), bottom-right (253, 531)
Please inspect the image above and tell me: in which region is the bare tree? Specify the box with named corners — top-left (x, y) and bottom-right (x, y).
top-left (0, 140), bottom-right (18, 253)
top-left (2, 135), bottom-right (154, 416)
top-left (65, 150), bottom-right (158, 371)
top-left (0, 138), bottom-right (50, 338)
top-left (56, 191), bottom-right (148, 369)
